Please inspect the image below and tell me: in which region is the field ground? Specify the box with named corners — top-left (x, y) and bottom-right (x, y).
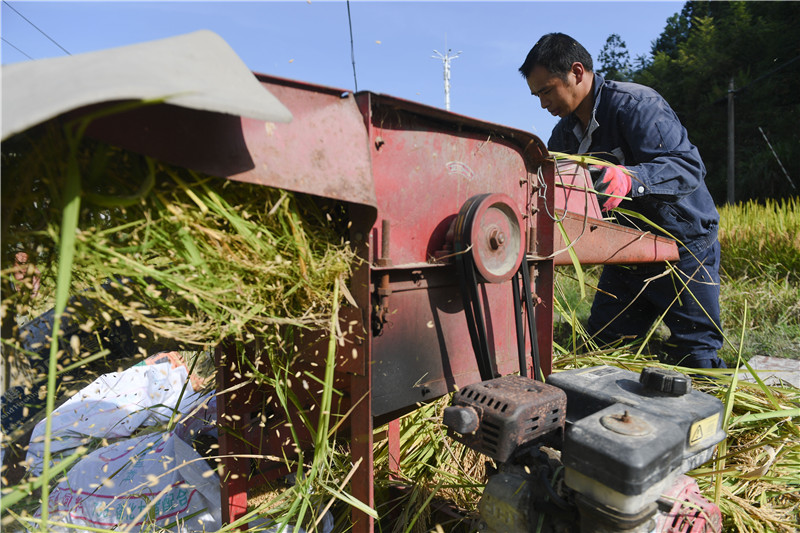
top-left (553, 264), bottom-right (800, 365)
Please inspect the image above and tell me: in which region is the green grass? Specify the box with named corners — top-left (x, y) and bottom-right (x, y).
top-left (541, 199), bottom-right (800, 532)
top-left (719, 198), bottom-right (800, 283)
top-left (554, 199), bottom-right (800, 363)
top-left (720, 275), bottom-right (800, 362)
top-left (553, 265), bottom-right (800, 364)
top-left (717, 198), bottom-right (800, 361)
top-left (3, 122), bottom-right (797, 533)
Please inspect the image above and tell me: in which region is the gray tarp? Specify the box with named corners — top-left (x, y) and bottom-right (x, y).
top-left (1, 30), bottom-right (291, 140)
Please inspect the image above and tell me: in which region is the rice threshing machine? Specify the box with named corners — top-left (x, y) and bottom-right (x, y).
top-left (3, 32), bottom-right (724, 532)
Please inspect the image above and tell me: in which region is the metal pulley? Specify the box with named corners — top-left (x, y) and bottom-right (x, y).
top-left (453, 193), bottom-right (524, 283)
top-left (454, 193), bottom-right (540, 382)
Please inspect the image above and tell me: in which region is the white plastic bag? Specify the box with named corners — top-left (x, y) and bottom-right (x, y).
top-left (34, 429), bottom-right (220, 532)
top-left (27, 358), bottom-right (203, 475)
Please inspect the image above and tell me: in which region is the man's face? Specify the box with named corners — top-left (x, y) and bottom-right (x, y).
top-left (525, 64), bottom-right (581, 118)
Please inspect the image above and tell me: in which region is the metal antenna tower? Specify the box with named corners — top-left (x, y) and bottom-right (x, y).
top-left (432, 45), bottom-right (461, 111)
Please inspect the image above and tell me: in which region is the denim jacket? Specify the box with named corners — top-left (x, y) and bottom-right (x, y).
top-left (548, 73), bottom-right (719, 255)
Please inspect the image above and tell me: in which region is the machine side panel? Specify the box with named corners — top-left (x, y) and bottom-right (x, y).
top-left (233, 77), bottom-right (377, 209)
top-left (370, 269), bottom-right (523, 419)
top-left (366, 104), bottom-right (541, 418)
top-left (369, 109), bottom-right (529, 265)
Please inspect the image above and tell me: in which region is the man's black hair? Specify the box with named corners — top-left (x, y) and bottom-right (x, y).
top-left (518, 33), bottom-right (593, 79)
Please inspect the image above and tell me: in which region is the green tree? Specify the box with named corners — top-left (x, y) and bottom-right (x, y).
top-left (631, 1), bottom-right (800, 203)
top-left (597, 33), bottom-right (632, 81)
top-left (650, 10), bottom-right (690, 59)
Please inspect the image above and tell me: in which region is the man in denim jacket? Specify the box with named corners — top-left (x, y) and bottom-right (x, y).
top-left (519, 33), bottom-right (726, 369)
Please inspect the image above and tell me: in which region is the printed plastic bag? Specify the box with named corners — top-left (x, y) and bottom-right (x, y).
top-left (34, 429), bottom-right (220, 532)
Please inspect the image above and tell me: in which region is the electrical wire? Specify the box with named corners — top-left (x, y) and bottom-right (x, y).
top-left (710, 54), bottom-right (800, 106)
top-left (734, 54), bottom-right (800, 96)
top-left (3, 0), bottom-right (70, 55)
top-left (346, 0), bottom-right (358, 93)
top-left (1, 36), bottom-right (33, 60)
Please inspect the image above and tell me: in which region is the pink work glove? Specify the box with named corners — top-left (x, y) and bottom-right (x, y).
top-left (589, 165), bottom-right (631, 211)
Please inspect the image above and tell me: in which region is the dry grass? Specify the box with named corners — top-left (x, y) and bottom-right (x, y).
top-left (2, 126), bottom-right (798, 532)
top-left (1, 122), bottom-right (357, 532)
top-left (718, 198), bottom-right (800, 282)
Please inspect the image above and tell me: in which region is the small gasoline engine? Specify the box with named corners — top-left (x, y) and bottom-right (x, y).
top-left (444, 366), bottom-right (724, 533)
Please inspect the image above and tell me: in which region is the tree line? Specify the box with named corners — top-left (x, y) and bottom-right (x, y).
top-left (597, 1), bottom-right (800, 204)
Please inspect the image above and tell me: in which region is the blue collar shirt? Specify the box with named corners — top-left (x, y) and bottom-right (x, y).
top-left (548, 73), bottom-right (719, 255)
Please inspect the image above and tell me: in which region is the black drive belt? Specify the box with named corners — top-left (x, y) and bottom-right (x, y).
top-left (453, 194), bottom-right (542, 382)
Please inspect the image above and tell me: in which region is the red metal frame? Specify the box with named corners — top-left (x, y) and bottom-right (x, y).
top-left (77, 72), bottom-right (677, 533)
top-left (548, 162), bottom-right (678, 266)
top-left (212, 78), bottom-right (556, 532)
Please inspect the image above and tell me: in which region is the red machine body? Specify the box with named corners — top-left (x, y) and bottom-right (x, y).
top-left (77, 73), bottom-right (679, 532)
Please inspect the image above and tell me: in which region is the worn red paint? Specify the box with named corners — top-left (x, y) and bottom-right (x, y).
top-left (80, 72), bottom-right (676, 533)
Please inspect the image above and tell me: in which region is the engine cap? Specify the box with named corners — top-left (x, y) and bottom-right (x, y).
top-left (640, 367), bottom-right (692, 396)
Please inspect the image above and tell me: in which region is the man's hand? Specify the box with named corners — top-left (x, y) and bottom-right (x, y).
top-left (589, 165), bottom-right (631, 211)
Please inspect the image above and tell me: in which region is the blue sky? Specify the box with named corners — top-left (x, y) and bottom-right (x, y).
top-left (1, 1), bottom-right (684, 137)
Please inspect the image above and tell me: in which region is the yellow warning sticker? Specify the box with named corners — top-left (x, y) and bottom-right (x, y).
top-left (689, 413), bottom-right (720, 446)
